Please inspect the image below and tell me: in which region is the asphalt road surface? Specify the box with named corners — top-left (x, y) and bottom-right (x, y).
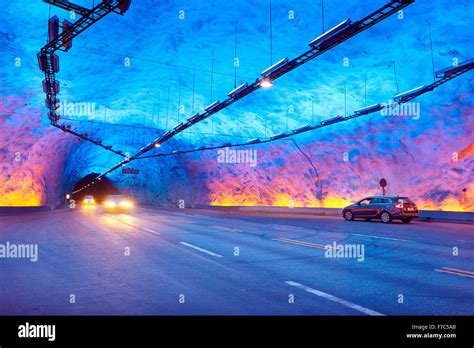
top-left (0, 206), bottom-right (473, 315)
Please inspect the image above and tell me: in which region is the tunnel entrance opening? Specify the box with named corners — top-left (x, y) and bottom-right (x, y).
top-left (72, 173), bottom-right (120, 203)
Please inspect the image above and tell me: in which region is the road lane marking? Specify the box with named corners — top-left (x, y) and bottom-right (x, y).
top-left (142, 227), bottom-right (161, 236)
top-left (179, 242), bottom-right (223, 258)
top-left (272, 237), bottom-right (329, 250)
top-left (443, 267), bottom-right (474, 275)
top-left (271, 224), bottom-right (303, 230)
top-left (104, 215), bottom-right (161, 236)
top-left (435, 267), bottom-right (474, 279)
top-left (174, 218), bottom-right (196, 224)
top-left (456, 239), bottom-right (474, 244)
top-left (351, 233), bottom-right (409, 242)
top-left (209, 225), bottom-right (241, 232)
top-left (118, 220), bottom-right (139, 229)
top-left (285, 281), bottom-right (385, 316)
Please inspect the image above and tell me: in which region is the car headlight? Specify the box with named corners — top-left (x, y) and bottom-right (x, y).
top-left (105, 201), bottom-right (117, 207)
top-left (120, 201), bottom-right (133, 208)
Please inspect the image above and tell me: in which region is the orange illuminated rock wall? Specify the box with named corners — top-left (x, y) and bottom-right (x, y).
top-left (0, 93), bottom-right (73, 207)
top-left (195, 100), bottom-right (473, 212)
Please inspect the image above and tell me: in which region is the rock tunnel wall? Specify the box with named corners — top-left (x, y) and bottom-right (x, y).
top-left (1, 91), bottom-right (473, 211)
top-left (0, 0), bottom-right (472, 211)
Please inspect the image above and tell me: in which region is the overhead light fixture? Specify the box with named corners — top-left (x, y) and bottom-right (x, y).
top-left (270, 133), bottom-right (286, 140)
top-left (173, 122), bottom-right (184, 131)
top-left (187, 113), bottom-right (201, 123)
top-left (435, 59), bottom-right (474, 78)
top-left (309, 19), bottom-right (353, 49)
top-left (228, 82), bottom-right (249, 98)
top-left (292, 124), bottom-right (312, 134)
top-left (155, 143), bottom-right (161, 148)
top-left (260, 78), bottom-right (273, 88)
top-left (205, 100), bottom-right (221, 112)
top-left (354, 103), bottom-right (383, 116)
top-left (261, 57), bottom-right (289, 78)
top-left (320, 115), bottom-right (344, 126)
top-left (246, 138), bottom-right (261, 144)
top-left (393, 85), bottom-right (433, 102)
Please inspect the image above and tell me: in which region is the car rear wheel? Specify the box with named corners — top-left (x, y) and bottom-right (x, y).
top-left (380, 211), bottom-right (392, 223)
top-left (401, 218), bottom-right (412, 223)
top-left (343, 210), bottom-right (354, 221)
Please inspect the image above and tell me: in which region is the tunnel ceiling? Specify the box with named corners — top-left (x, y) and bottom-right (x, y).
top-left (0, 0), bottom-right (473, 210)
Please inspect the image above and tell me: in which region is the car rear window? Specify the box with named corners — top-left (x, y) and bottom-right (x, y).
top-left (398, 197), bottom-right (415, 204)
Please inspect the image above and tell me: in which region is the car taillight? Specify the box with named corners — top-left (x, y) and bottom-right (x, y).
top-left (394, 203), bottom-right (403, 209)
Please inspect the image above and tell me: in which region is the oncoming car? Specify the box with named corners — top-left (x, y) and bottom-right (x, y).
top-left (342, 196), bottom-right (419, 223)
top-left (103, 195), bottom-right (134, 213)
top-left (83, 195), bottom-right (95, 205)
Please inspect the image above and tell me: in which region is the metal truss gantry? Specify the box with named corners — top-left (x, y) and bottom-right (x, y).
top-left (39, 0), bottom-right (131, 157)
top-left (121, 61), bottom-right (474, 160)
top-left (87, 0), bottom-right (416, 186)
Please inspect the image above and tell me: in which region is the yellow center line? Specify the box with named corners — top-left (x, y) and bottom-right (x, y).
top-left (272, 237), bottom-right (330, 250)
top-left (209, 225), bottom-right (241, 232)
top-left (435, 268), bottom-right (474, 279)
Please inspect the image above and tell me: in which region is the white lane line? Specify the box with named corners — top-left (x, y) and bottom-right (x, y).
top-left (174, 218), bottom-right (196, 224)
top-left (271, 224), bottom-right (303, 230)
top-left (142, 227), bottom-right (161, 236)
top-left (209, 225), bottom-right (241, 232)
top-left (179, 242), bottom-right (223, 258)
top-left (351, 233), bottom-right (410, 242)
top-left (272, 237), bottom-right (328, 250)
top-left (105, 215), bottom-right (161, 236)
top-left (457, 239), bottom-right (474, 244)
top-left (434, 267), bottom-right (474, 279)
top-left (285, 281), bottom-right (385, 316)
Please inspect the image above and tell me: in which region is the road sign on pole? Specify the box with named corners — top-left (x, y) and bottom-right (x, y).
top-left (379, 178), bottom-right (387, 196)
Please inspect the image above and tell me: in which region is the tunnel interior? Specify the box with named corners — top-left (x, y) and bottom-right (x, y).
top-left (0, 1), bottom-right (472, 211)
top-left (72, 173), bottom-right (120, 203)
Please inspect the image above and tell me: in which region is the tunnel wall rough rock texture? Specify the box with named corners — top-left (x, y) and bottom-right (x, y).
top-left (191, 98), bottom-right (474, 211)
top-left (0, 91), bottom-right (74, 207)
top-left (60, 126), bottom-right (193, 207)
top-left (0, 0), bottom-right (472, 210)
